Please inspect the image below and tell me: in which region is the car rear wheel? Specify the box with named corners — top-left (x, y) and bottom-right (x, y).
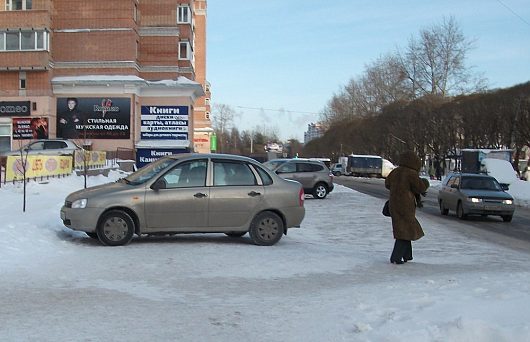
top-left (456, 202), bottom-right (467, 220)
top-left (97, 210), bottom-right (135, 246)
top-left (439, 200), bottom-right (449, 215)
top-left (312, 183), bottom-right (328, 199)
top-left (501, 215), bottom-right (513, 222)
top-left (225, 232), bottom-right (247, 237)
top-left (249, 211), bottom-right (284, 246)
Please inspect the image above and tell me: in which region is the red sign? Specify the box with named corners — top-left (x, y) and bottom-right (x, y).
top-left (12, 117), bottom-right (49, 140)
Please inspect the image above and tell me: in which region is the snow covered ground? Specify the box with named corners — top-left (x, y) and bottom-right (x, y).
top-left (1, 172), bottom-right (530, 341)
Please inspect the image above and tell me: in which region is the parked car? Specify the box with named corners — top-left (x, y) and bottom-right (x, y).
top-left (61, 153), bottom-right (305, 246)
top-left (1, 139), bottom-right (80, 157)
top-left (263, 158), bottom-right (334, 199)
top-left (437, 172), bottom-right (515, 222)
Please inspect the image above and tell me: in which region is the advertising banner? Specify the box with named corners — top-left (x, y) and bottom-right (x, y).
top-left (5, 155), bottom-right (73, 181)
top-left (56, 98), bottom-right (130, 139)
top-left (140, 105), bottom-right (189, 140)
top-left (193, 132), bottom-right (211, 153)
top-left (12, 117), bottom-right (49, 140)
top-left (74, 150), bottom-right (107, 169)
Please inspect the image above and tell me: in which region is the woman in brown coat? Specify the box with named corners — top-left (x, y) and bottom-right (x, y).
top-left (385, 151), bottom-right (430, 264)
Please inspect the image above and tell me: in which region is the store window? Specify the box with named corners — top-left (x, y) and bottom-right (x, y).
top-left (0, 124), bottom-right (11, 154)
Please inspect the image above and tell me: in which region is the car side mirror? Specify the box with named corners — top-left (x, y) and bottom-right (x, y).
top-left (450, 184), bottom-right (458, 189)
top-left (501, 184), bottom-right (509, 191)
top-left (151, 179), bottom-right (167, 190)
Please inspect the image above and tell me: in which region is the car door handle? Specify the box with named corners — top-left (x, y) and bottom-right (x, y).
top-left (248, 191), bottom-right (261, 197)
top-left (194, 192), bottom-right (208, 198)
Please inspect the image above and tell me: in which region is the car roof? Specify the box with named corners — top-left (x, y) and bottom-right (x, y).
top-left (167, 153), bottom-right (262, 164)
top-left (447, 172), bottom-right (494, 179)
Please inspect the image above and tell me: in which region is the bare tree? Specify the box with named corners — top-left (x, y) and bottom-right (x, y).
top-left (399, 17), bottom-right (487, 98)
top-left (211, 103), bottom-right (236, 153)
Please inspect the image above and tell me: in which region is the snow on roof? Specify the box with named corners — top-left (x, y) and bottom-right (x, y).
top-left (51, 75), bottom-right (201, 87)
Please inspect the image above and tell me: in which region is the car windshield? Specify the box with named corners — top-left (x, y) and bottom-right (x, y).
top-left (263, 160), bottom-right (287, 170)
top-left (123, 157), bottom-right (175, 185)
top-left (461, 177), bottom-right (502, 191)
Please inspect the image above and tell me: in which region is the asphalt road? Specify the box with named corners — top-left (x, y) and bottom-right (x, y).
top-left (334, 176), bottom-right (530, 250)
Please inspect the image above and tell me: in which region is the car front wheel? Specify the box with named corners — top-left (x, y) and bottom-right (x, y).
top-left (501, 215), bottom-right (513, 222)
top-left (97, 210), bottom-right (135, 246)
top-left (249, 211), bottom-right (284, 246)
top-left (456, 202), bottom-right (467, 220)
top-left (312, 183), bottom-right (328, 199)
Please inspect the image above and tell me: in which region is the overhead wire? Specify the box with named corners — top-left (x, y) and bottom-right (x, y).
top-left (495, 0), bottom-right (530, 27)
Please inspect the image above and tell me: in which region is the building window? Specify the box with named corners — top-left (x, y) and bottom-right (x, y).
top-left (205, 111), bottom-right (210, 120)
top-left (133, 3), bottom-right (138, 22)
top-left (177, 5), bottom-right (191, 24)
top-left (5, 32), bottom-right (19, 50)
top-left (19, 71), bottom-right (26, 89)
top-left (4, 0), bottom-right (32, 10)
top-left (0, 30), bottom-right (48, 51)
top-left (178, 41), bottom-right (191, 60)
top-left (204, 98), bottom-right (210, 106)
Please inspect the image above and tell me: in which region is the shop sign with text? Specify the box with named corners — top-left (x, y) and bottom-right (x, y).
top-left (140, 106), bottom-right (189, 140)
top-left (0, 101), bottom-right (30, 116)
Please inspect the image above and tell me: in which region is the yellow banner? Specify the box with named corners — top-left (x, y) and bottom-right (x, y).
top-left (74, 151), bottom-right (107, 169)
top-left (5, 155), bottom-right (73, 181)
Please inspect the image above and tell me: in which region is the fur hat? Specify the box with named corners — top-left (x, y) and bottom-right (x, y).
top-left (398, 150), bottom-right (421, 172)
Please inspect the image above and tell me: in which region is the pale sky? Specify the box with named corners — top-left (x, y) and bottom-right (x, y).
top-left (207, 0), bottom-right (530, 141)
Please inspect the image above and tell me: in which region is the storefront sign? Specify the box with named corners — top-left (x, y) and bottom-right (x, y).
top-left (0, 101), bottom-right (30, 116)
top-left (140, 106), bottom-right (189, 140)
top-left (136, 147), bottom-right (189, 168)
top-left (56, 98), bottom-right (130, 139)
top-left (12, 117), bottom-right (49, 140)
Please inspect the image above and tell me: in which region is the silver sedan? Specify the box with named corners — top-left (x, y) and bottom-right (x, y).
top-left (61, 153), bottom-right (305, 246)
top-left (437, 172), bottom-right (515, 222)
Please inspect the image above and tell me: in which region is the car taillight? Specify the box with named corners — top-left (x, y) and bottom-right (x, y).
top-left (299, 187), bottom-right (305, 206)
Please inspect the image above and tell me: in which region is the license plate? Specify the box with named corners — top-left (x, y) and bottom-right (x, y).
top-left (484, 205), bottom-right (500, 211)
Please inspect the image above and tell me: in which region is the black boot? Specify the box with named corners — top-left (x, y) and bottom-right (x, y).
top-left (390, 239), bottom-right (407, 264)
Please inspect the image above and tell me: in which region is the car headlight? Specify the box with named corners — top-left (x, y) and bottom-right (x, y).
top-left (72, 198), bottom-right (87, 209)
top-left (503, 199), bottom-right (513, 205)
top-left (468, 197), bottom-right (482, 203)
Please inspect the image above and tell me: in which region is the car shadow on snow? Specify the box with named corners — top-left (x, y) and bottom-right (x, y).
top-left (56, 229), bottom-right (278, 247)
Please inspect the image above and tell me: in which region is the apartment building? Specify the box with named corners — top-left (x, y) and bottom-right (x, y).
top-left (304, 122), bottom-right (324, 144)
top-left (0, 0), bottom-right (211, 165)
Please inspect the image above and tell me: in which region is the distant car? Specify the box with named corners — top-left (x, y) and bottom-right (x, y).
top-left (263, 158), bottom-right (334, 199)
top-left (331, 163), bottom-right (345, 176)
top-left (1, 139), bottom-right (80, 157)
top-left (61, 153), bottom-right (305, 246)
top-left (437, 172), bottom-right (515, 222)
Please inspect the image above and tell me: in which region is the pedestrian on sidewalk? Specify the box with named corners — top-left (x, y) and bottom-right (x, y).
top-left (385, 150), bottom-right (430, 264)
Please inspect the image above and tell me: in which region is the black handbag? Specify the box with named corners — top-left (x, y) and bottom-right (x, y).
top-left (382, 200), bottom-right (391, 217)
